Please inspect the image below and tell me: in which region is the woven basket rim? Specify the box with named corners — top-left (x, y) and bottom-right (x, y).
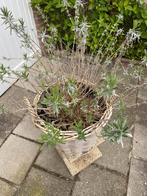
top-left (25, 89), bottom-right (113, 141)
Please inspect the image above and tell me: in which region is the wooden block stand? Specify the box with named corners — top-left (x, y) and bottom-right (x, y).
top-left (56, 138), bottom-right (104, 176)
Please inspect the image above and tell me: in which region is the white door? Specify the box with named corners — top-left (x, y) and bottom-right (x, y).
top-left (0, 0), bottom-right (39, 96)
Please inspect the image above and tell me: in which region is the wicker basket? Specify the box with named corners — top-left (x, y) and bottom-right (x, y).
top-left (25, 91), bottom-right (112, 161)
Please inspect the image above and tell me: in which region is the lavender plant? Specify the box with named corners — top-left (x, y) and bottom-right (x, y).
top-left (0, 4), bottom-right (146, 147)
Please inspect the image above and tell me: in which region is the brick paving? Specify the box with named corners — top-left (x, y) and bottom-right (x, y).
top-left (35, 147), bottom-right (73, 180)
top-left (127, 158), bottom-right (147, 196)
top-left (0, 180), bottom-right (16, 196)
top-left (15, 167), bottom-right (73, 196)
top-left (72, 165), bottom-right (127, 196)
top-left (0, 135), bottom-right (40, 184)
top-left (0, 113), bottom-right (21, 146)
top-left (0, 62), bottom-right (147, 195)
top-left (13, 114), bottom-right (42, 142)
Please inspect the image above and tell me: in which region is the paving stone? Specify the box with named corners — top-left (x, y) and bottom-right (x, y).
top-left (15, 167), bottom-right (73, 196)
top-left (72, 165), bottom-right (127, 196)
top-left (94, 106), bottom-right (135, 175)
top-left (0, 85), bottom-right (35, 118)
top-left (35, 146), bottom-right (72, 179)
top-left (127, 158), bottom-right (147, 196)
top-left (137, 70), bottom-right (147, 104)
top-left (112, 105), bottom-right (136, 126)
top-left (138, 87), bottom-right (147, 101)
top-left (13, 114), bottom-right (42, 141)
top-left (133, 123), bottom-right (147, 160)
top-left (0, 179), bottom-right (17, 196)
top-left (125, 90), bottom-right (137, 108)
top-left (117, 82), bottom-right (137, 108)
top-left (136, 103), bottom-right (147, 126)
top-left (0, 113), bottom-right (21, 145)
top-left (138, 75), bottom-right (147, 101)
top-left (15, 68), bottom-right (40, 93)
top-left (95, 138), bottom-right (132, 176)
top-left (15, 57), bottom-right (59, 93)
top-left (133, 103), bottom-right (147, 160)
top-left (126, 106), bottom-right (136, 125)
top-left (0, 135), bottom-right (40, 184)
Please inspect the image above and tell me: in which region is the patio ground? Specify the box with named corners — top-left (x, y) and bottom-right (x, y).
top-left (0, 59), bottom-right (147, 196)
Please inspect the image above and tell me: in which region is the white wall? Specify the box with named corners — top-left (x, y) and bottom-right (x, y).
top-left (0, 0), bottom-right (39, 95)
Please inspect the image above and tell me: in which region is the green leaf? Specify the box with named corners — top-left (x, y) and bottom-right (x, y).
top-left (133, 19), bottom-right (141, 28)
top-left (101, 117), bottom-right (130, 146)
top-left (141, 32), bottom-right (147, 39)
top-left (39, 122), bottom-right (64, 146)
top-left (141, 10), bottom-right (147, 19)
top-left (124, 0), bottom-right (129, 8)
top-left (145, 20), bottom-right (147, 26)
top-left (41, 84), bottom-right (63, 116)
top-left (73, 121), bottom-right (86, 140)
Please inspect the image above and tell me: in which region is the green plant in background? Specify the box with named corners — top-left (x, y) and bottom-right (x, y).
top-left (31, 0), bottom-right (147, 60)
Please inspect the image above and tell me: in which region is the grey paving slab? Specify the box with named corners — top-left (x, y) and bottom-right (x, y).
top-left (117, 82), bottom-right (137, 108)
top-left (113, 106), bottom-right (136, 126)
top-left (95, 106), bottom-right (135, 175)
top-left (137, 72), bottom-right (147, 104)
top-left (15, 69), bottom-right (40, 93)
top-left (95, 138), bottom-right (132, 176)
top-left (125, 90), bottom-right (137, 108)
top-left (133, 123), bottom-right (147, 160)
top-left (133, 103), bottom-right (147, 160)
top-left (127, 158), bottom-right (147, 196)
top-left (126, 106), bottom-right (137, 126)
top-left (0, 113), bottom-right (21, 145)
top-left (35, 146), bottom-right (72, 179)
top-left (138, 81), bottom-right (147, 101)
top-left (15, 167), bottom-right (73, 196)
top-left (13, 114), bottom-right (42, 141)
top-left (15, 57), bottom-right (59, 93)
top-left (72, 165), bottom-right (127, 196)
top-left (0, 85), bottom-right (35, 118)
top-left (136, 103), bottom-right (147, 126)
top-left (0, 179), bottom-right (17, 196)
top-left (0, 135), bottom-right (40, 184)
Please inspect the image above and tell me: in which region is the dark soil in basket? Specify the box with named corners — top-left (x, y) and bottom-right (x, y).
top-left (37, 83), bottom-right (107, 131)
